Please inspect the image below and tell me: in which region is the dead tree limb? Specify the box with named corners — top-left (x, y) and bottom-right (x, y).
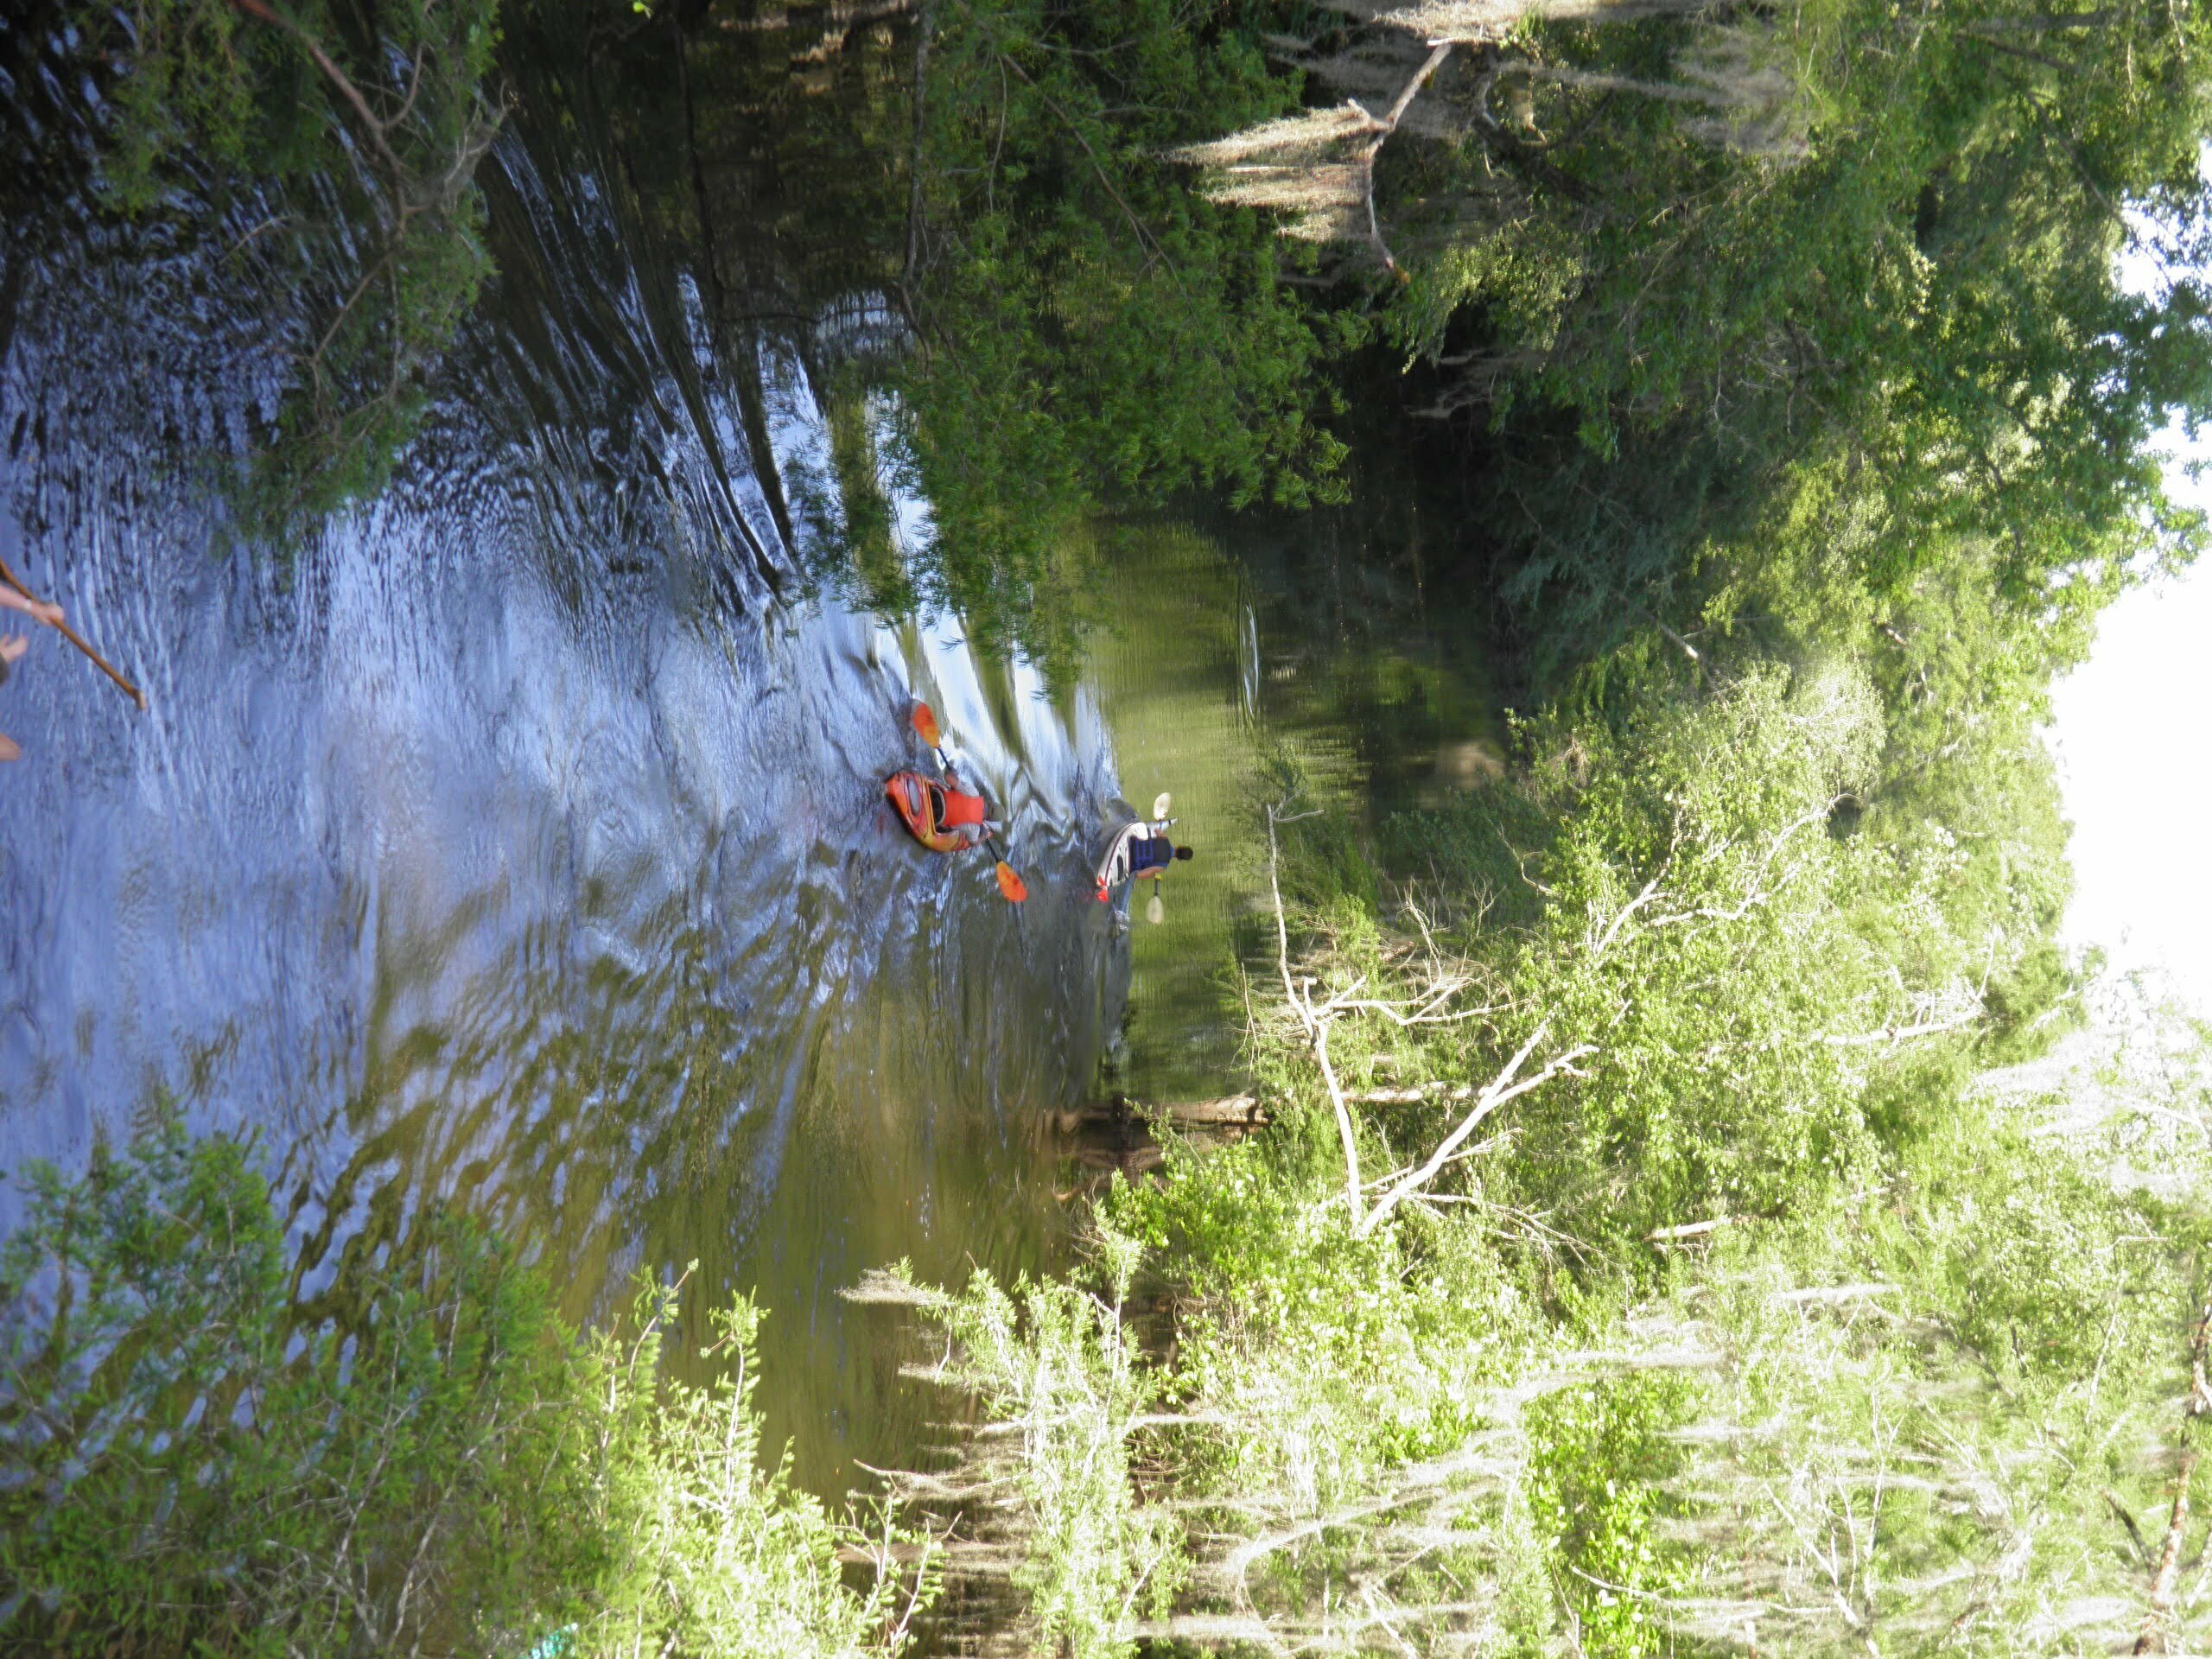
top-left (1357, 41), bottom-right (1453, 277)
top-left (1268, 798), bottom-right (1363, 1217)
top-left (1357, 1030), bottom-right (1593, 1236)
top-left (2134, 1296), bottom-right (2212, 1653)
top-left (2135, 1452), bottom-right (2197, 1654)
top-left (1266, 792), bottom-right (1592, 1236)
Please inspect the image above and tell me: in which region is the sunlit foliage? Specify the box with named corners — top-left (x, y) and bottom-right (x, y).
top-left (891, 683), bottom-right (2212, 1651)
top-left (0, 1121), bottom-right (931, 1656)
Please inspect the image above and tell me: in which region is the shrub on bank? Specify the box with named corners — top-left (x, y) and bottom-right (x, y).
top-left (892, 663), bottom-right (2212, 1656)
top-left (0, 1121), bottom-right (931, 1658)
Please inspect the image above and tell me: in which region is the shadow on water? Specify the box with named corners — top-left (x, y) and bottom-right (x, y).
top-left (0, 5), bottom-right (1504, 1498)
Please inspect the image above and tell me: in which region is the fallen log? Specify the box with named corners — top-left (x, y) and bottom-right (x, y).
top-left (1049, 1094), bottom-right (1274, 1183)
top-left (1052, 1094), bottom-right (1269, 1136)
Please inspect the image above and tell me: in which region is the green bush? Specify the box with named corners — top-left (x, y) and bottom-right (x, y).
top-left (0, 1120), bottom-right (931, 1657)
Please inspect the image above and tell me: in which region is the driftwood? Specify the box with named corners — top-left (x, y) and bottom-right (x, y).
top-left (1051, 1094), bottom-right (1273, 1179)
top-left (1054, 1094), bottom-right (1270, 1135)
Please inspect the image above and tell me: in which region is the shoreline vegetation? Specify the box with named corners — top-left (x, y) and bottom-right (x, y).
top-left (876, 718), bottom-right (2212, 1656)
top-left (0, 1122), bottom-right (938, 1656)
top-left (10, 0), bottom-right (2212, 1655)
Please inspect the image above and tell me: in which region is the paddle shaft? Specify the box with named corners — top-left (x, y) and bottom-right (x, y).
top-left (0, 556), bottom-right (146, 710)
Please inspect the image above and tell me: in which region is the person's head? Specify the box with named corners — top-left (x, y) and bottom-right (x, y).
top-left (1173, 846), bottom-right (1193, 862)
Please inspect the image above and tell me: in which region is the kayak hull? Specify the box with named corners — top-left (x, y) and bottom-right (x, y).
top-left (886, 770), bottom-right (976, 854)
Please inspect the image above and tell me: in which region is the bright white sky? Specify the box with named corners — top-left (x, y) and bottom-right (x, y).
top-left (2047, 445), bottom-right (2212, 1009)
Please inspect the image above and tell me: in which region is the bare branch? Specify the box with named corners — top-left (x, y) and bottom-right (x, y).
top-left (1360, 41), bottom-right (1452, 277)
top-left (1646, 1217), bottom-right (1733, 1243)
top-left (2136, 1296), bottom-right (2212, 1652)
top-left (1816, 1009), bottom-right (1981, 1048)
top-left (1358, 1028), bottom-right (1596, 1236)
top-left (1270, 798), bottom-right (1364, 1217)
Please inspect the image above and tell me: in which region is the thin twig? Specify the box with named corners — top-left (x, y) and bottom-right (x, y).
top-left (906, 3), bottom-right (934, 283)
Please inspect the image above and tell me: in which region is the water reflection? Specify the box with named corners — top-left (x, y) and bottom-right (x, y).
top-left (1090, 486), bottom-right (1507, 1103)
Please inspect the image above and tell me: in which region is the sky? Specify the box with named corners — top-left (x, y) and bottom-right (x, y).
top-left (2046, 449), bottom-right (2212, 1009)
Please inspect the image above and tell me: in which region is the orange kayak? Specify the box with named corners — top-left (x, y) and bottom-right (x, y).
top-left (886, 770), bottom-right (981, 854)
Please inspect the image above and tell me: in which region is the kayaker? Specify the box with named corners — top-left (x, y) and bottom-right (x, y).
top-left (0, 589), bottom-right (63, 630)
top-left (1094, 817), bottom-right (1192, 902)
top-left (1128, 830), bottom-right (1193, 881)
top-left (930, 772), bottom-right (1003, 850)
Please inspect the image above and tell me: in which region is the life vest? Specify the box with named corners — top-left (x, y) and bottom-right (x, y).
top-left (1128, 833), bottom-right (1174, 874)
top-left (938, 786), bottom-right (988, 830)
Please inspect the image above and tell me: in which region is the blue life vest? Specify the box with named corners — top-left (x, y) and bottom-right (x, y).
top-left (1128, 834), bottom-right (1174, 874)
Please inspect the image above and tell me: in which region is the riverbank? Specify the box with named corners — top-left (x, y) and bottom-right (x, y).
top-left (889, 647), bottom-right (2212, 1656)
top-left (0, 1122), bottom-right (937, 1656)
top-left (11, 639), bottom-right (2198, 1655)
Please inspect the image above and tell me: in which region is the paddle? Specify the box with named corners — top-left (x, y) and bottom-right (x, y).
top-left (908, 702), bottom-right (1028, 903)
top-left (1144, 792), bottom-right (1174, 922)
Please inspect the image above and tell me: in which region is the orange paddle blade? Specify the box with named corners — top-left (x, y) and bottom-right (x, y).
top-left (995, 861), bottom-right (1028, 903)
top-left (909, 702), bottom-right (943, 749)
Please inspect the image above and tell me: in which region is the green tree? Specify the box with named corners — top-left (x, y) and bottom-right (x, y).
top-left (880, 0), bottom-right (1359, 671)
top-left (1189, 0), bottom-right (2212, 687)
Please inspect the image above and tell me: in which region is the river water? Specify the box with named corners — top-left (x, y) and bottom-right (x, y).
top-left (0, 11), bottom-right (1497, 1495)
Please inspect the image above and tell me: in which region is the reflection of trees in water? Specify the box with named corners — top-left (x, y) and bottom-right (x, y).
top-left (7, 0), bottom-right (1336, 679)
top-left (424, 4), bottom-right (927, 626)
top-left (2, 0), bottom-right (921, 594)
top-left (1205, 443), bottom-right (1507, 826)
top-left (6, 0), bottom-right (504, 532)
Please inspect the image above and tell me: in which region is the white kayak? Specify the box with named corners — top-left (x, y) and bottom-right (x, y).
top-left (1094, 811), bottom-right (1173, 899)
top-left (1093, 821), bottom-right (1147, 894)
